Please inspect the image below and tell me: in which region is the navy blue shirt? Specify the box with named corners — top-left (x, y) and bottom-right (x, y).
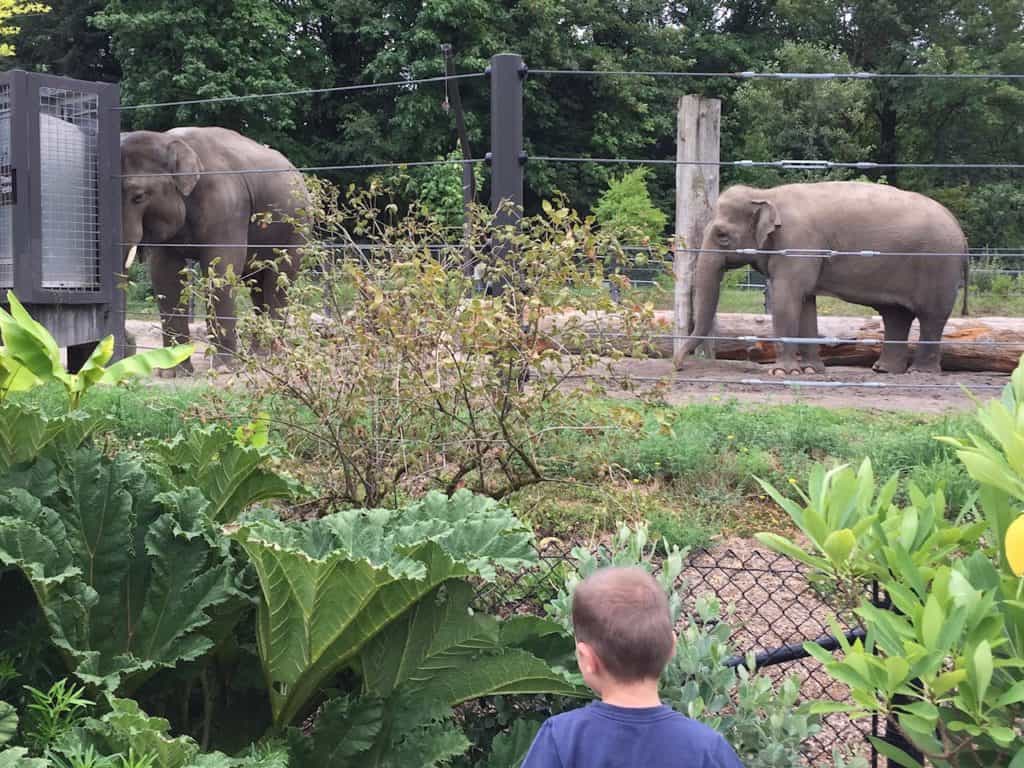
top-left (521, 702), bottom-right (744, 768)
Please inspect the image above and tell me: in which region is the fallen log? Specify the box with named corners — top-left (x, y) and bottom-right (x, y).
top-left (541, 311), bottom-right (1024, 373)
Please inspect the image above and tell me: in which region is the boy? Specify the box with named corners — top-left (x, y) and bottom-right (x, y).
top-left (522, 566), bottom-right (744, 767)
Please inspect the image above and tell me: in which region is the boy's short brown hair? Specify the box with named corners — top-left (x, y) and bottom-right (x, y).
top-left (571, 566), bottom-right (674, 682)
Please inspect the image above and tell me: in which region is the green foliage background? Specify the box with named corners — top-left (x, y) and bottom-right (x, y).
top-left (4, 0), bottom-right (1022, 246)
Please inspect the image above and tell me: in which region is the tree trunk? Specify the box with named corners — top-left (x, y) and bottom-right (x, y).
top-left (545, 311), bottom-right (1024, 374)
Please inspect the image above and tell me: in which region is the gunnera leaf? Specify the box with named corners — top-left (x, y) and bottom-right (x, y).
top-left (0, 703), bottom-right (16, 747)
top-left (150, 426), bottom-right (298, 523)
top-left (0, 447), bottom-right (245, 694)
top-left (72, 696), bottom-right (200, 768)
top-left (285, 695), bottom-right (384, 768)
top-left (227, 491), bottom-right (539, 728)
top-left (478, 720), bottom-right (542, 768)
top-left (0, 747), bottom-right (47, 768)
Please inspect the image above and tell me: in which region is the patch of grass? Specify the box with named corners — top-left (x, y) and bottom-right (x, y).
top-left (10, 382), bottom-right (255, 443)
top-left (507, 479), bottom-right (718, 551)
top-left (10, 378), bottom-right (975, 544)
top-left (540, 399), bottom-right (970, 536)
top-left (620, 279), bottom-right (1024, 317)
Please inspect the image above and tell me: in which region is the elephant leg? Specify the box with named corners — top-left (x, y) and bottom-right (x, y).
top-left (200, 246), bottom-right (245, 369)
top-left (256, 247), bottom-right (294, 320)
top-left (150, 252), bottom-right (193, 376)
top-left (873, 306), bottom-right (914, 374)
top-left (248, 246), bottom-right (295, 356)
top-left (768, 281), bottom-right (809, 376)
top-left (909, 313), bottom-right (946, 373)
top-left (798, 296), bottom-right (825, 374)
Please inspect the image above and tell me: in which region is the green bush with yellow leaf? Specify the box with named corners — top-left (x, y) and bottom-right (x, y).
top-left (756, 360), bottom-right (1024, 767)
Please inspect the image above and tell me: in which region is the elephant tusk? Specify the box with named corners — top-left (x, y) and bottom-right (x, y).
top-left (125, 245), bottom-right (138, 269)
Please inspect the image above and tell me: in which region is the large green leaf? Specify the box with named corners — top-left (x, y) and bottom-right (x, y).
top-left (99, 344), bottom-right (194, 385)
top-left (478, 721), bottom-right (542, 768)
top-left (228, 490), bottom-right (539, 727)
top-left (0, 405), bottom-right (60, 472)
top-left (0, 448), bottom-right (245, 693)
top-left (0, 405), bottom-right (105, 473)
top-left (0, 703), bottom-right (16, 747)
top-left (0, 347), bottom-right (40, 398)
top-left (286, 696), bottom-right (384, 768)
top-left (71, 696), bottom-right (200, 768)
top-left (361, 582), bottom-right (582, 705)
top-left (0, 292), bottom-right (67, 386)
top-left (0, 748), bottom-right (47, 768)
top-left (152, 426), bottom-right (297, 523)
top-left (288, 583), bottom-right (574, 768)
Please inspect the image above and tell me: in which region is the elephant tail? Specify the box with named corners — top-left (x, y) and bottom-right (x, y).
top-left (961, 251), bottom-right (969, 317)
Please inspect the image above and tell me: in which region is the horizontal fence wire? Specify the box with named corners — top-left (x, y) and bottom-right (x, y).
top-left (116, 67), bottom-right (1024, 114)
top-left (120, 311), bottom-right (1024, 349)
top-left (117, 72), bottom-right (485, 111)
top-left (594, 332), bottom-right (1024, 348)
top-left (118, 157), bottom-right (482, 179)
top-left (530, 155), bottom-right (1024, 171)
top-left (529, 68), bottom-right (1024, 81)
top-left (116, 157), bottom-right (1024, 179)
top-left (117, 242), bottom-right (1022, 260)
top-left (673, 247), bottom-right (977, 258)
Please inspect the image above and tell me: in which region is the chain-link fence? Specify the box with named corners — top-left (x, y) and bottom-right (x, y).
top-left (477, 537), bottom-right (878, 766)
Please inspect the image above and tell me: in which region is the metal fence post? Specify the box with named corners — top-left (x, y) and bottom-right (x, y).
top-left (485, 52), bottom-right (526, 295)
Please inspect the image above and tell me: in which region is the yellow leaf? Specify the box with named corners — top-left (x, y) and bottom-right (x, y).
top-left (1007, 513), bottom-right (1024, 577)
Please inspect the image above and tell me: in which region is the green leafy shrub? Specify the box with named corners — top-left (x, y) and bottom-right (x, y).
top-left (755, 359), bottom-right (1024, 767)
top-left (592, 167), bottom-right (668, 245)
top-left (198, 180), bottom-right (656, 508)
top-left (0, 292), bottom-right (192, 408)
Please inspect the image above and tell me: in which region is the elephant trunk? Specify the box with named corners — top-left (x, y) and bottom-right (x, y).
top-left (679, 251), bottom-right (725, 358)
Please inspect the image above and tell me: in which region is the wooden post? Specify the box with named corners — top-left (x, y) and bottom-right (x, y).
top-left (673, 95), bottom-right (721, 370)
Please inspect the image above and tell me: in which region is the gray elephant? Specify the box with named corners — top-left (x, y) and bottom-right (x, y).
top-left (120, 127), bottom-right (310, 373)
top-left (677, 181), bottom-right (969, 375)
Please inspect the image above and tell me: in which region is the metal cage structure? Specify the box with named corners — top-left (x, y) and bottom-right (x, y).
top-left (0, 70), bottom-right (122, 368)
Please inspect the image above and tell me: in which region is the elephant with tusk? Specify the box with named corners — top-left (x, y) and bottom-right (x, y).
top-left (120, 127), bottom-right (310, 375)
top-left (677, 181), bottom-right (969, 375)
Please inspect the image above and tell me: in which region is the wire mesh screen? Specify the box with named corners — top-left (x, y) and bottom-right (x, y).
top-left (0, 84), bottom-right (11, 290)
top-left (682, 545), bottom-right (871, 763)
top-left (38, 86), bottom-right (100, 291)
top-left (476, 539), bottom-right (873, 766)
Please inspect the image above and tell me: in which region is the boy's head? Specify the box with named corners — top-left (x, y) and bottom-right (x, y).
top-left (571, 566), bottom-right (674, 688)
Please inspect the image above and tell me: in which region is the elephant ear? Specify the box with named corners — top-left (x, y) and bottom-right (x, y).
top-left (751, 199), bottom-right (781, 248)
top-left (165, 138), bottom-right (203, 197)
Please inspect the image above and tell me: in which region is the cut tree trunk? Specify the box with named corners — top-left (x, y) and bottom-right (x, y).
top-left (542, 311), bottom-right (1024, 374)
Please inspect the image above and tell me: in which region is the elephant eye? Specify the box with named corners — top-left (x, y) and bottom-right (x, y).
top-left (716, 233), bottom-right (730, 247)
top-left (131, 192), bottom-right (146, 204)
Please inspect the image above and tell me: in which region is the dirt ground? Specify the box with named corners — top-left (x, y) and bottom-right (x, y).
top-left (590, 356), bottom-right (1009, 413)
top-left (126, 318), bottom-right (1009, 413)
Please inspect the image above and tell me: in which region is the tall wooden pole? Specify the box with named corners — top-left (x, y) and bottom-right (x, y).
top-left (673, 95), bottom-right (721, 369)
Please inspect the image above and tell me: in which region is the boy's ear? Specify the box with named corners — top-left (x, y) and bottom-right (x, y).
top-left (576, 641), bottom-right (599, 674)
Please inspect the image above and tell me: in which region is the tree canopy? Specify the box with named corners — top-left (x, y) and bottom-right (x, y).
top-left (2, 0), bottom-right (1022, 246)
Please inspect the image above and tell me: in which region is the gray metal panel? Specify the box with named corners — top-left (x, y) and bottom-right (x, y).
top-left (0, 71), bottom-right (121, 352)
top-left (9, 70), bottom-right (36, 301)
top-left (0, 81), bottom-right (11, 290)
top-left (13, 71), bottom-right (116, 305)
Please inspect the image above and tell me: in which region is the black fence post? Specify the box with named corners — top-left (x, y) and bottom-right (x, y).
top-left (485, 52), bottom-right (526, 296)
